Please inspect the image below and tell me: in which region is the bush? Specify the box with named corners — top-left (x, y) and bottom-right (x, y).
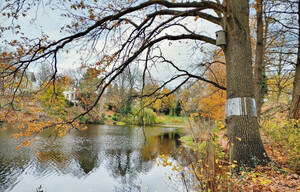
top-left (101, 113), bottom-right (107, 121)
top-left (129, 107), bottom-right (158, 125)
top-left (79, 115), bottom-right (88, 124)
top-left (107, 103), bottom-right (113, 110)
top-left (263, 119), bottom-right (300, 172)
top-left (39, 84), bottom-right (66, 117)
top-left (66, 100), bottom-right (75, 107)
top-left (112, 113), bottom-right (121, 121)
top-left (176, 124), bottom-right (229, 191)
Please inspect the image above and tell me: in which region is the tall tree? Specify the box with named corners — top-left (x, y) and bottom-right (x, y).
top-left (224, 0), bottom-right (269, 166)
top-left (262, 0), bottom-right (298, 118)
top-left (289, 4), bottom-right (300, 120)
top-left (254, 0), bottom-right (265, 119)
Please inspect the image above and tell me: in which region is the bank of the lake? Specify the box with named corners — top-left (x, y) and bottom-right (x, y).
top-left (99, 111), bottom-right (187, 128)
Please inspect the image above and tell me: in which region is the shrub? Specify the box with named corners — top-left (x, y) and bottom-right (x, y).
top-left (39, 84), bottom-right (66, 117)
top-left (173, 124), bottom-right (229, 191)
top-left (101, 113), bottom-right (107, 121)
top-left (263, 119), bottom-right (300, 172)
top-left (79, 115), bottom-right (88, 124)
top-left (66, 100), bottom-right (75, 107)
top-left (130, 107), bottom-right (157, 125)
top-left (112, 113), bottom-right (121, 121)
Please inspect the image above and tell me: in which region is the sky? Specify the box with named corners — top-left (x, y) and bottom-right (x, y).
top-left (0, 0), bottom-right (221, 88)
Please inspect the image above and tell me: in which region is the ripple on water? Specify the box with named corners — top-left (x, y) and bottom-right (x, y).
top-left (1, 125), bottom-right (187, 192)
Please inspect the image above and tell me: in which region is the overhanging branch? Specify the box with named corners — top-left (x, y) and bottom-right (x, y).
top-left (147, 9), bottom-right (222, 26)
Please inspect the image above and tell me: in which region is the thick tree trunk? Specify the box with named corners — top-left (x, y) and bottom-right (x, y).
top-left (289, 64), bottom-right (300, 119)
top-left (224, 0), bottom-right (269, 167)
top-left (254, 0), bottom-right (264, 119)
top-left (289, 6), bottom-right (300, 120)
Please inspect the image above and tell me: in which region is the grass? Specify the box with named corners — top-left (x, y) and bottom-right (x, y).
top-left (157, 115), bottom-right (186, 126)
top-left (116, 121), bottom-right (126, 126)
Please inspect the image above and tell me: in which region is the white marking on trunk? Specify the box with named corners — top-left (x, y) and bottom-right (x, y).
top-left (226, 97), bottom-right (257, 117)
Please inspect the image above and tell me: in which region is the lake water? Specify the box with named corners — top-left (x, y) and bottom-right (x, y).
top-left (0, 125), bottom-right (193, 192)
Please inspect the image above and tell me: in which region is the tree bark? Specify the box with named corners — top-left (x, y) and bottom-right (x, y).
top-left (254, 0), bottom-right (264, 119)
top-left (224, 0), bottom-right (270, 167)
top-left (289, 5), bottom-right (300, 120)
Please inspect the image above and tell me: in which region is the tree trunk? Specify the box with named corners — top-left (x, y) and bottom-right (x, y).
top-left (289, 64), bottom-right (300, 119)
top-left (254, 0), bottom-right (264, 119)
top-left (224, 0), bottom-right (270, 167)
top-left (289, 5), bottom-right (300, 120)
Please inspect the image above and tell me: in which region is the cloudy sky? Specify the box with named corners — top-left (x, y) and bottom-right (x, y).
top-left (0, 1), bottom-right (221, 88)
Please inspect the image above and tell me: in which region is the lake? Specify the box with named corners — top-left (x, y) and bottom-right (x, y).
top-left (0, 125), bottom-right (194, 192)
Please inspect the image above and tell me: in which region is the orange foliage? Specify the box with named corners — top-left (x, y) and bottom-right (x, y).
top-left (198, 58), bottom-right (226, 121)
top-left (181, 49), bottom-right (226, 121)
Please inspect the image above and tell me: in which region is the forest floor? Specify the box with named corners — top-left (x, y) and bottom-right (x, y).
top-left (230, 130), bottom-right (300, 192)
top-left (228, 108), bottom-right (300, 192)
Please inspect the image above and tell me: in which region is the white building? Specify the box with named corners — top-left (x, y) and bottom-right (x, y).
top-left (63, 88), bottom-right (78, 103)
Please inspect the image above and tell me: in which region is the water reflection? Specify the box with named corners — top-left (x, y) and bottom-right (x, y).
top-left (0, 125), bottom-right (186, 192)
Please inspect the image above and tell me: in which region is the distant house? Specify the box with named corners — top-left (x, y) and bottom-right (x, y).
top-left (63, 88), bottom-right (78, 103)
top-left (26, 71), bottom-right (39, 90)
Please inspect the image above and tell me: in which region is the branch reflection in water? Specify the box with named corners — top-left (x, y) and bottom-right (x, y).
top-left (0, 125), bottom-right (197, 192)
